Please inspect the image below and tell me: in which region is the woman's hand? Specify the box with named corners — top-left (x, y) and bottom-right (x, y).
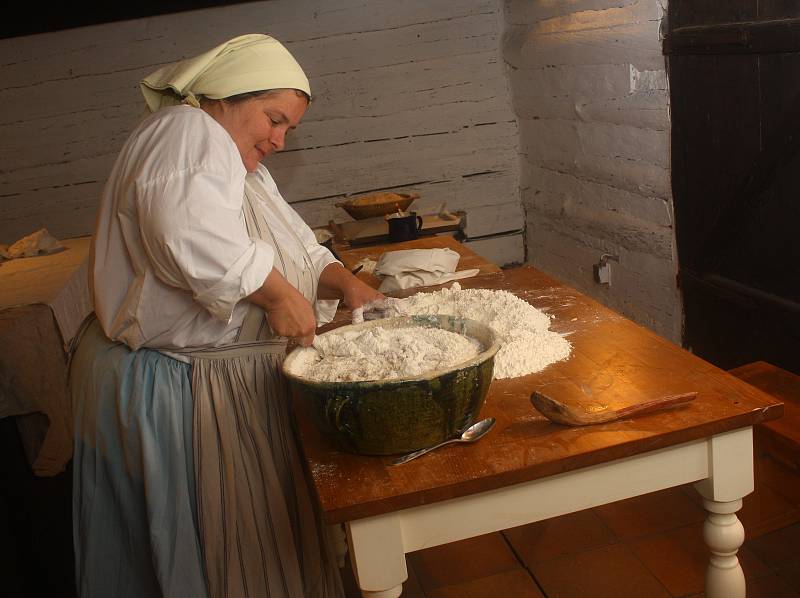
top-left (246, 268), bottom-right (317, 346)
top-left (318, 263), bottom-right (384, 309)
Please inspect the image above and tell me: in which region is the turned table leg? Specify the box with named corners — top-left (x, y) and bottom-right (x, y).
top-left (694, 427), bottom-right (754, 598)
top-left (328, 523), bottom-right (348, 568)
top-left (702, 498), bottom-right (746, 597)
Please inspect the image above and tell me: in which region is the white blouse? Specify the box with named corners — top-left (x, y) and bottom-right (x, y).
top-left (92, 105), bottom-right (338, 351)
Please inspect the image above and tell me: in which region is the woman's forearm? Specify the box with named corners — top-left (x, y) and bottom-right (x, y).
top-left (246, 268), bottom-right (316, 345)
top-left (317, 262), bottom-right (383, 307)
top-left (317, 262), bottom-right (357, 300)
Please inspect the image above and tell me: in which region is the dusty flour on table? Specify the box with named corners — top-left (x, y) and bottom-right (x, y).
top-left (396, 283), bottom-right (571, 379)
top-left (287, 326), bottom-right (481, 382)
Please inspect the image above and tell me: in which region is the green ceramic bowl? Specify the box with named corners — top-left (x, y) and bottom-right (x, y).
top-left (283, 315), bottom-right (499, 455)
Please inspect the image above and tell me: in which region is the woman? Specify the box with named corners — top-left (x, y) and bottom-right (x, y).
top-left (70, 34), bottom-right (381, 597)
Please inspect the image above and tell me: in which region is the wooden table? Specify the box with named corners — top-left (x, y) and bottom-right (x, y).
top-left (0, 236), bottom-right (92, 476)
top-left (294, 264), bottom-right (783, 598)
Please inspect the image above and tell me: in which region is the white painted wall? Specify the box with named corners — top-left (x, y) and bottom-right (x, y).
top-left (503, 0), bottom-right (682, 342)
top-left (0, 0), bottom-right (523, 261)
top-left (1, 0), bottom-right (683, 340)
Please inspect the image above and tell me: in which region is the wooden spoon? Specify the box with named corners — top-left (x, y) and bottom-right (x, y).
top-left (530, 390), bottom-right (697, 426)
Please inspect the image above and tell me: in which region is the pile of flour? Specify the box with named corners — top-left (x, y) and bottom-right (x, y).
top-left (288, 325), bottom-right (481, 383)
top-left (396, 283), bottom-right (571, 379)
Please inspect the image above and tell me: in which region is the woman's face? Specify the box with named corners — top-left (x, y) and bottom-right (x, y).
top-left (209, 89), bottom-right (309, 172)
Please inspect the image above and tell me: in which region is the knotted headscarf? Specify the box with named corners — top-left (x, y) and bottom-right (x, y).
top-left (140, 34), bottom-right (310, 112)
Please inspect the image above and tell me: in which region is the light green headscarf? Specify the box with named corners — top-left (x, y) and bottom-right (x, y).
top-left (140, 34), bottom-right (311, 113)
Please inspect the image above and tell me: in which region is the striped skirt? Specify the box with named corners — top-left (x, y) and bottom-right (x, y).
top-left (70, 319), bottom-right (344, 597)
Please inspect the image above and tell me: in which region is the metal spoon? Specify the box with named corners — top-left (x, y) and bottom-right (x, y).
top-left (391, 417), bottom-right (496, 466)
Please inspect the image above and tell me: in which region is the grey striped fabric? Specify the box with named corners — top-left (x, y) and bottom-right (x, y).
top-left (184, 176), bottom-right (344, 598)
top-left (191, 347), bottom-right (343, 598)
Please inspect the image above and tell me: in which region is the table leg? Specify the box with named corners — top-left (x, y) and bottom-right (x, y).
top-left (701, 497), bottom-right (746, 597)
top-left (693, 427), bottom-right (754, 598)
top-left (328, 523), bottom-right (348, 568)
top-left (347, 513), bottom-right (407, 597)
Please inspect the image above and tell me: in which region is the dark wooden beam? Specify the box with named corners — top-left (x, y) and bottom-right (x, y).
top-left (664, 18), bottom-right (800, 55)
top-left (679, 269), bottom-right (800, 317)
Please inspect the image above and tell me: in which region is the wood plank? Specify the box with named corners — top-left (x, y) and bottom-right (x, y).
top-left (292, 11), bottom-right (500, 76)
top-left (519, 118), bottom-right (670, 172)
top-left (463, 233), bottom-right (525, 267)
top-left (294, 263), bottom-right (783, 524)
top-left (291, 170), bottom-right (519, 230)
top-left (513, 81), bottom-right (669, 131)
top-left (525, 164), bottom-right (673, 228)
top-left (462, 201), bottom-right (524, 239)
top-left (293, 97), bottom-right (512, 150)
top-left (519, 123), bottom-right (671, 198)
top-left (506, 21), bottom-right (665, 71)
top-left (505, 0), bottom-right (649, 25)
top-left (270, 121), bottom-right (519, 198)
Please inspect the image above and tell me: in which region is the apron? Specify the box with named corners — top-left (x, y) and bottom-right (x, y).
top-left (179, 176), bottom-right (342, 598)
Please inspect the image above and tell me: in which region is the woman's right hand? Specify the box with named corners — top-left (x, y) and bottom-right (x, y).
top-left (246, 269), bottom-right (317, 346)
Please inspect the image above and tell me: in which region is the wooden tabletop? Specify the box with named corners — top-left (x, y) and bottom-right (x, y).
top-left (332, 235), bottom-right (501, 289)
top-left (295, 265), bottom-right (783, 524)
top-left (0, 236), bottom-right (90, 308)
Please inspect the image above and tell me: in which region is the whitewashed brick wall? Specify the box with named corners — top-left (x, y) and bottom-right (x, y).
top-left (503, 0), bottom-right (682, 342)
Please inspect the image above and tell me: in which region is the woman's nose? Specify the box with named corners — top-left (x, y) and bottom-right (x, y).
top-left (271, 129), bottom-right (286, 151)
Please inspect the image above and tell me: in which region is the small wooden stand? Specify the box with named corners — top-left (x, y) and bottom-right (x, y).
top-left (329, 211), bottom-right (465, 247)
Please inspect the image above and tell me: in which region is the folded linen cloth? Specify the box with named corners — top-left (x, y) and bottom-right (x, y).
top-left (1, 228), bottom-right (64, 260)
top-left (374, 248), bottom-right (480, 293)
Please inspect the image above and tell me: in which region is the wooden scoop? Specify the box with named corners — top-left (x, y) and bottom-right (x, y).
top-left (530, 390), bottom-right (697, 426)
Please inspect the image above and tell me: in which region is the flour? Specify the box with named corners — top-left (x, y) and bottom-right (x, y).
top-left (396, 283), bottom-right (571, 379)
top-left (287, 283), bottom-right (571, 382)
top-left (287, 326), bottom-right (481, 383)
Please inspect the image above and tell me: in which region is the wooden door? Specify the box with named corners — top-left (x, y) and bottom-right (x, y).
top-left (666, 1), bottom-right (800, 373)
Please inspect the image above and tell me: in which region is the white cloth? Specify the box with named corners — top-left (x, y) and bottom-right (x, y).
top-left (92, 104), bottom-right (338, 351)
top-left (0, 228), bottom-right (63, 260)
top-left (374, 248), bottom-right (480, 293)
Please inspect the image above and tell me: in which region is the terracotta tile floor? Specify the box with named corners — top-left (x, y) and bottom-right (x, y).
top-left (341, 447), bottom-right (800, 597)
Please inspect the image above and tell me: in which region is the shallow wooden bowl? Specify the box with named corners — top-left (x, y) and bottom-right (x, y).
top-left (335, 192), bottom-right (419, 220)
top-left (283, 315), bottom-right (498, 455)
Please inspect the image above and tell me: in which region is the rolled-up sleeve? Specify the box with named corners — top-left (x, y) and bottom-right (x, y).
top-left (137, 167), bottom-right (273, 322)
top-left (277, 196), bottom-right (341, 274)
top-left (273, 194), bottom-right (342, 324)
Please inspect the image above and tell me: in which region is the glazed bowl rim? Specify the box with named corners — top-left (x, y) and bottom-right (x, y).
top-left (282, 314), bottom-right (499, 389)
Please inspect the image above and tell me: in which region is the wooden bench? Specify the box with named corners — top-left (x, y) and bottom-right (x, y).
top-left (729, 361), bottom-right (800, 469)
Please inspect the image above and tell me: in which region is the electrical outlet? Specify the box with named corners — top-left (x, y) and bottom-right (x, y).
top-left (593, 253), bottom-right (618, 285)
top-left (594, 262), bottom-right (611, 285)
